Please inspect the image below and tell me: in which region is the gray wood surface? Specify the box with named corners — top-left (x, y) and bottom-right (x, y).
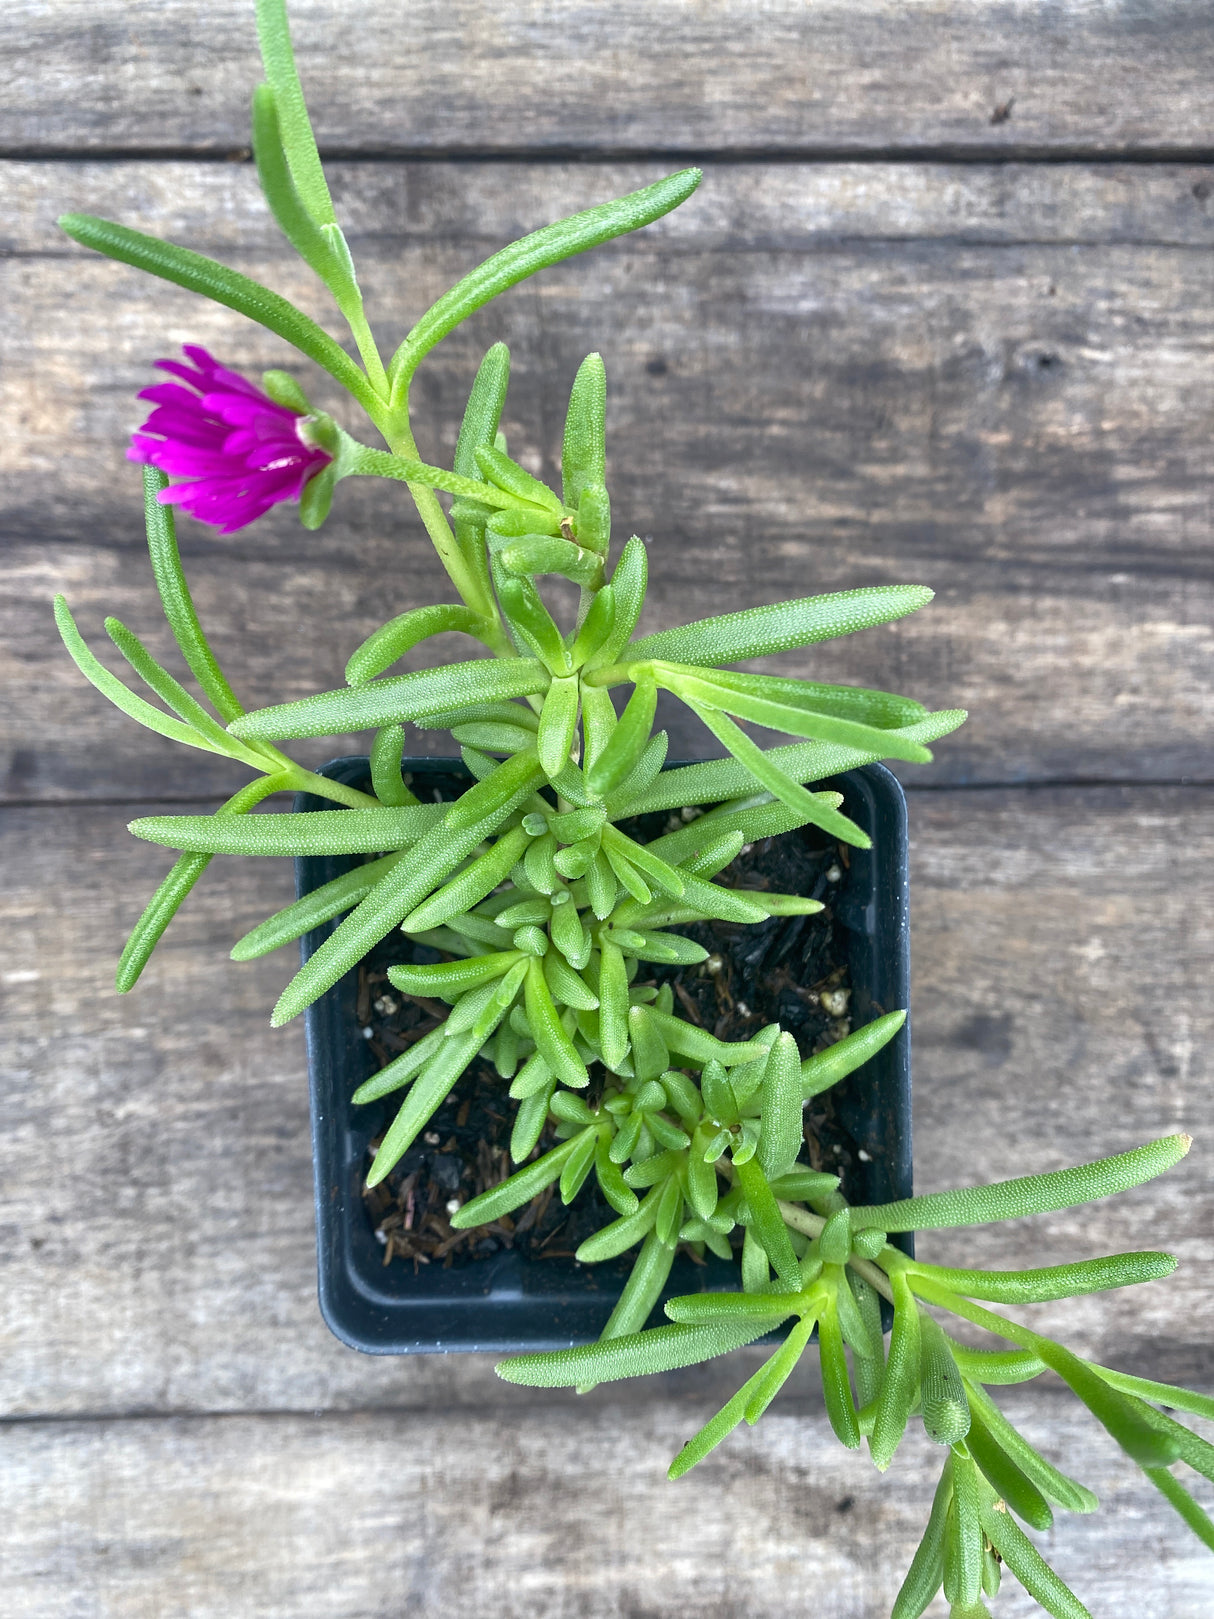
top-left (2, 2), bottom-right (1212, 1615)
top-left (7, 0), bottom-right (1214, 155)
top-left (6, 1400), bottom-right (1214, 1619)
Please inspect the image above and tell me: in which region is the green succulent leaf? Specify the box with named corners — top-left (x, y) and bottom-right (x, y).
top-left (964, 1398), bottom-right (1054, 1532)
top-left (500, 534), bottom-right (601, 588)
top-left (757, 1031), bottom-right (804, 1179)
top-left (104, 617), bottom-right (266, 767)
top-left (585, 537), bottom-right (648, 670)
top-left (58, 214), bottom-right (377, 412)
top-left (229, 657), bottom-right (550, 740)
top-left (140, 467), bottom-right (243, 722)
top-left (668, 1311), bottom-right (817, 1479)
top-left (511, 1075), bottom-right (557, 1162)
top-left (624, 710), bottom-right (968, 817)
top-left (680, 702), bottom-right (873, 849)
top-left (454, 343), bottom-right (511, 475)
top-left (627, 585), bottom-right (935, 667)
top-left (251, 83), bottom-right (346, 293)
top-left (253, 0), bottom-right (337, 228)
top-left (537, 674), bottom-right (581, 777)
top-left (819, 1299), bottom-right (861, 1448)
top-left (390, 170), bottom-right (701, 391)
top-left (496, 1316), bottom-right (768, 1390)
top-left (55, 596), bottom-right (229, 756)
top-left (474, 444), bottom-right (564, 514)
top-left (661, 665), bottom-right (933, 763)
top-left (451, 1131), bottom-right (587, 1227)
top-left (576, 1181), bottom-right (663, 1262)
top-left (585, 672), bottom-right (657, 795)
top-left (1029, 1338), bottom-right (1181, 1470)
top-left (117, 776), bottom-right (284, 990)
top-left (345, 605), bottom-right (490, 686)
top-left (978, 1494), bottom-right (1092, 1619)
top-left (1144, 1467), bottom-right (1214, 1553)
top-left (387, 951), bottom-right (524, 1000)
top-left (496, 573), bottom-right (570, 673)
top-left (366, 1029), bottom-right (483, 1186)
top-left (232, 849), bottom-right (405, 959)
top-left (562, 352), bottom-right (607, 506)
top-left (890, 1458), bottom-right (952, 1619)
top-left (919, 1313), bottom-right (971, 1445)
top-left (800, 1009), bottom-right (907, 1099)
top-left (368, 724), bottom-right (417, 806)
top-left (910, 1251), bottom-right (1177, 1305)
top-left (852, 1135), bottom-right (1193, 1232)
top-left (733, 1157), bottom-right (801, 1291)
top-left (525, 957), bottom-right (589, 1088)
top-left (962, 1381), bottom-right (1098, 1513)
top-left (401, 826), bottom-right (531, 934)
top-left (129, 803), bottom-right (444, 857)
top-left (871, 1272), bottom-right (922, 1471)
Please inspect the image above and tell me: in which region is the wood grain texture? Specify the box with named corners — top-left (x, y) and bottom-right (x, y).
top-left (1, 787), bottom-right (1209, 1419)
top-left (3, 161), bottom-right (1212, 800)
top-left (4, 1399), bottom-right (1213, 1619)
top-left (6, 0), bottom-right (1214, 156)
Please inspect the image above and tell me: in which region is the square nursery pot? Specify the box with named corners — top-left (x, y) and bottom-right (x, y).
top-left (296, 757), bottom-right (913, 1355)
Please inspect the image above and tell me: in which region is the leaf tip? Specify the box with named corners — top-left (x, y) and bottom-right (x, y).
top-left (269, 994), bottom-right (296, 1029)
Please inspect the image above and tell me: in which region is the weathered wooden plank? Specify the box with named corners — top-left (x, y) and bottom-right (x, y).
top-left (4, 160), bottom-right (1211, 798)
top-left (6, 0), bottom-right (1214, 156)
top-left (4, 1400), bottom-right (1212, 1619)
top-left (1, 787), bottom-right (1209, 1417)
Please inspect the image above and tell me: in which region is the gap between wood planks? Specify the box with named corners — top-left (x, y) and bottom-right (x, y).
top-left (6, 144), bottom-right (1214, 166)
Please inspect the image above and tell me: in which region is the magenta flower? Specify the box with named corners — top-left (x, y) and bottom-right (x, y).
top-left (127, 345), bottom-right (332, 533)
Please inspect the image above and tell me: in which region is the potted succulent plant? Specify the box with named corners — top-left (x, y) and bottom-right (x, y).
top-left (54, 3), bottom-right (1213, 1615)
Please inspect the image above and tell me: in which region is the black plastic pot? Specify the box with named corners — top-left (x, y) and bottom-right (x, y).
top-left (296, 758), bottom-right (913, 1355)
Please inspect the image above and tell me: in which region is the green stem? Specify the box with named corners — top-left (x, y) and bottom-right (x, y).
top-left (777, 1197), bottom-right (896, 1303)
top-left (364, 403), bottom-right (509, 646)
top-left (266, 759), bottom-right (380, 810)
top-left (907, 1273), bottom-right (1038, 1351)
top-left (341, 299), bottom-right (389, 398)
top-left (582, 661), bottom-right (646, 690)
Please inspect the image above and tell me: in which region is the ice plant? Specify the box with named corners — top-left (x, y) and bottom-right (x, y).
top-left (128, 344), bottom-right (332, 532)
top-left (54, 2), bottom-right (1210, 1614)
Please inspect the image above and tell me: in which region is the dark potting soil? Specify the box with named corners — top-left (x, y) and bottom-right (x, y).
top-left (356, 789), bottom-right (861, 1274)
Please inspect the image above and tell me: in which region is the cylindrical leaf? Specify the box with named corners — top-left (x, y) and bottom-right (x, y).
top-left (562, 352), bottom-right (607, 505)
top-left (819, 1301), bottom-right (861, 1449)
top-left (230, 658), bottom-right (549, 741)
top-left (451, 1131), bottom-right (583, 1227)
top-left (525, 958), bottom-right (589, 1088)
top-left (628, 585), bottom-right (936, 667)
top-left (871, 1272), bottom-right (922, 1471)
top-left (369, 723), bottom-right (418, 806)
top-left (853, 1136), bottom-right (1193, 1233)
top-left (586, 672), bottom-right (657, 795)
top-left (345, 604), bottom-right (488, 686)
top-left (392, 171), bottom-right (701, 385)
top-left (758, 1031), bottom-right (804, 1178)
top-left (401, 825), bottom-right (530, 933)
top-left (890, 1459), bottom-right (952, 1619)
top-left (920, 1313), bottom-right (971, 1445)
top-left (59, 213), bottom-right (375, 410)
top-left (366, 1030), bottom-right (482, 1185)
